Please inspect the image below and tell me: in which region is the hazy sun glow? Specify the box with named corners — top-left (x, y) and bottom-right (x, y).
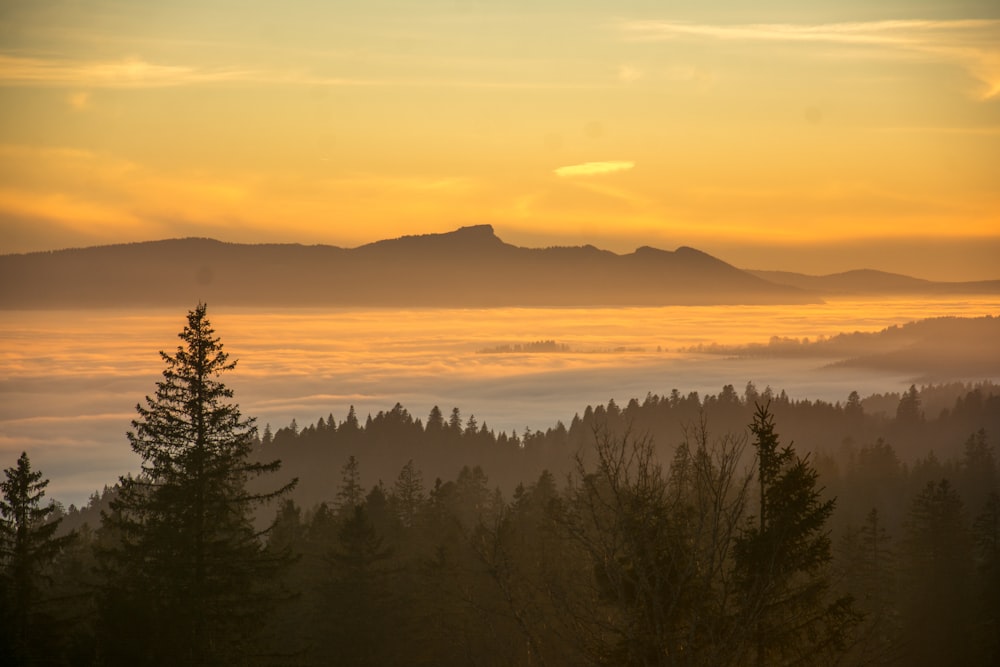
top-left (0, 1), bottom-right (998, 279)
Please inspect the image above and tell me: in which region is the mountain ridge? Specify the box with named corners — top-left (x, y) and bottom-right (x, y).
top-left (746, 268), bottom-right (1000, 296)
top-left (1, 226), bottom-right (995, 309)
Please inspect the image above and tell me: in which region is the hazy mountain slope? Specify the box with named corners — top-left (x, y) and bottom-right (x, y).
top-left (686, 315), bottom-right (1000, 380)
top-left (747, 268), bottom-right (1000, 295)
top-left (0, 225), bottom-right (814, 308)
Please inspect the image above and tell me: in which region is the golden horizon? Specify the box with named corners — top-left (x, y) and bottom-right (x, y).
top-left (1, 3), bottom-right (998, 280)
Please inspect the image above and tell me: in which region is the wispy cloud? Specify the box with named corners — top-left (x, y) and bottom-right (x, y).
top-left (621, 19), bottom-right (1000, 99)
top-left (0, 55), bottom-right (262, 88)
top-left (0, 54), bottom-right (606, 90)
top-left (875, 125), bottom-right (1000, 135)
top-left (554, 161), bottom-right (635, 177)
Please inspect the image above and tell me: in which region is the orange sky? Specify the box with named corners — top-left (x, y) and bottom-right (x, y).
top-left (1, 1), bottom-right (998, 280)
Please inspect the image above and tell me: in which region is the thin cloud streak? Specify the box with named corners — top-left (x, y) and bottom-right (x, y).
top-left (554, 161), bottom-right (635, 178)
top-left (621, 19), bottom-right (1000, 99)
top-left (0, 54), bottom-right (606, 90)
top-left (0, 55), bottom-right (262, 88)
top-left (872, 125), bottom-right (1000, 135)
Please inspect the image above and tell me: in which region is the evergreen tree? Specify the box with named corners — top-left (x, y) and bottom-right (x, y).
top-left (0, 452), bottom-right (74, 663)
top-left (464, 414), bottom-right (479, 437)
top-left (837, 508), bottom-right (901, 664)
top-left (734, 403), bottom-right (857, 666)
top-left (448, 407), bottom-right (463, 433)
top-left (392, 459), bottom-right (425, 528)
top-left (845, 390), bottom-right (863, 428)
top-left (972, 492), bottom-right (1000, 664)
top-left (342, 405), bottom-right (360, 432)
top-left (318, 504), bottom-right (393, 666)
top-left (961, 429), bottom-right (997, 513)
top-left (896, 384), bottom-right (923, 425)
top-left (99, 303), bottom-right (295, 666)
top-left (426, 405), bottom-right (445, 435)
top-left (337, 455), bottom-right (363, 512)
top-left (900, 479), bottom-right (977, 666)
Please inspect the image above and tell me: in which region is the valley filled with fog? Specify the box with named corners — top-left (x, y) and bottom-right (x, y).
top-left (2, 296), bottom-right (998, 506)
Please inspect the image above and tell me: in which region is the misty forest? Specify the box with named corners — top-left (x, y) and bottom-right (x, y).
top-left (1, 304), bottom-right (998, 667)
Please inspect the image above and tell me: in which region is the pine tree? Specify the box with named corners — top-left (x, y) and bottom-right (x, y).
top-left (735, 403), bottom-right (857, 666)
top-left (0, 452), bottom-right (74, 663)
top-left (99, 303), bottom-right (295, 665)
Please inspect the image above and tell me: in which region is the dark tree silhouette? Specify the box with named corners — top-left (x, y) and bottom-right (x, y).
top-left (337, 455), bottom-right (363, 513)
top-left (896, 384), bottom-right (923, 425)
top-left (318, 504), bottom-right (393, 666)
top-left (734, 403), bottom-right (857, 666)
top-left (900, 479), bottom-right (977, 666)
top-left (98, 303), bottom-right (295, 665)
top-left (0, 452), bottom-right (74, 663)
top-left (973, 492), bottom-right (1000, 664)
top-left (550, 421), bottom-right (755, 666)
top-left (837, 508), bottom-right (901, 664)
top-left (392, 459), bottom-right (424, 528)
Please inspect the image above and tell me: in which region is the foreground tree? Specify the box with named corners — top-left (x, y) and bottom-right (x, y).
top-left (99, 303), bottom-right (295, 665)
top-left (551, 421), bottom-right (753, 666)
top-left (0, 452), bottom-right (74, 663)
top-left (734, 404), bottom-right (857, 667)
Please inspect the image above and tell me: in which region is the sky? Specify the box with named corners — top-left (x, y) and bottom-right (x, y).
top-left (0, 1), bottom-right (998, 280)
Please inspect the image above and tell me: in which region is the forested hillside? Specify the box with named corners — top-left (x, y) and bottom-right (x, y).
top-left (227, 380), bottom-right (998, 520)
top-left (24, 381), bottom-right (1000, 666)
top-left (3, 306), bottom-right (997, 665)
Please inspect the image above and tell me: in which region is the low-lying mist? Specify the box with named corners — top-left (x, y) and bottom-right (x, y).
top-left (1, 298), bottom-right (997, 505)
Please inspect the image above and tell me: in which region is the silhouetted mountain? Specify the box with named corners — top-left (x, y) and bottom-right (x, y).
top-left (0, 225), bottom-right (814, 308)
top-left (747, 268), bottom-right (1000, 296)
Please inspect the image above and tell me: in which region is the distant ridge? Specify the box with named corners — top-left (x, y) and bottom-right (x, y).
top-left (683, 315), bottom-right (1000, 381)
top-left (357, 224), bottom-right (504, 253)
top-left (5, 225), bottom-right (986, 309)
top-left (0, 226), bottom-right (816, 308)
top-left (747, 268), bottom-right (1000, 296)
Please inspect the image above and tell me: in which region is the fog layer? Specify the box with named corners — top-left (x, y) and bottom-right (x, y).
top-left (1, 298), bottom-right (997, 505)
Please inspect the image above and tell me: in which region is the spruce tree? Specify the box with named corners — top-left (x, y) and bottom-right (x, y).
top-left (99, 303), bottom-right (295, 666)
top-left (0, 452), bottom-right (74, 663)
top-left (392, 459), bottom-right (425, 528)
top-left (337, 455), bottom-right (363, 513)
top-left (734, 403), bottom-right (857, 666)
top-left (900, 480), bottom-right (977, 666)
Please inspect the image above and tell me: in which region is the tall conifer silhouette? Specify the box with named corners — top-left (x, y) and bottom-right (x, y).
top-left (99, 303), bottom-right (294, 665)
top-left (0, 452), bottom-right (73, 663)
top-left (735, 403), bottom-right (856, 666)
